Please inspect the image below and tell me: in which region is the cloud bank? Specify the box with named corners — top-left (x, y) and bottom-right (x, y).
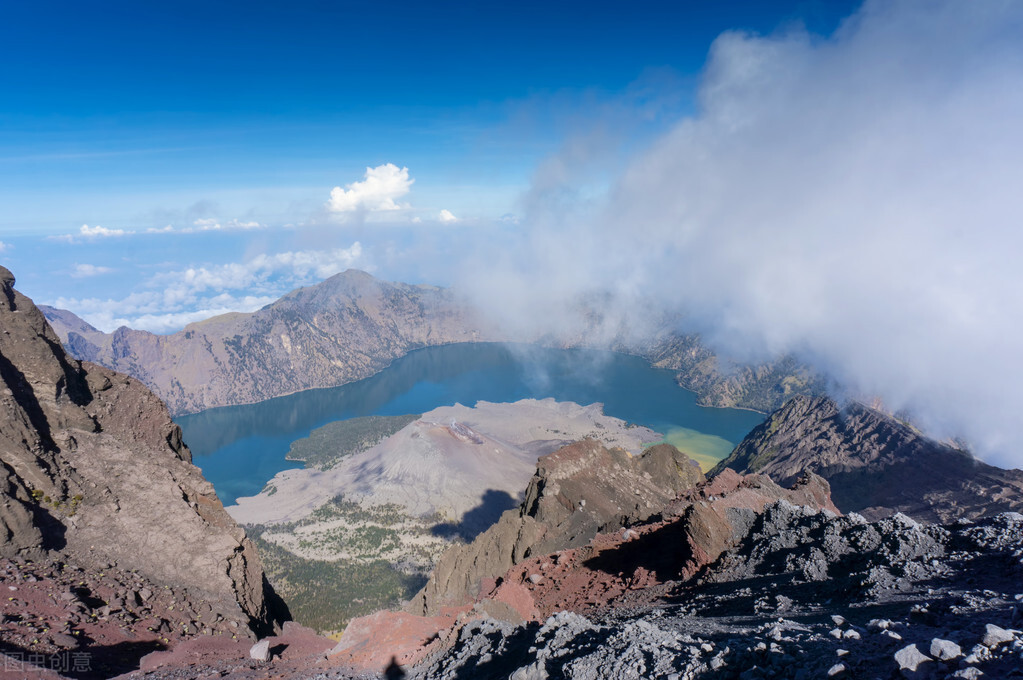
top-left (327, 163), bottom-right (413, 213)
top-left (462, 0), bottom-right (1023, 466)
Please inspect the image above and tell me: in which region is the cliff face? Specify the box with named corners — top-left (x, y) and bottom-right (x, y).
top-left (42, 269), bottom-right (503, 415)
top-left (0, 265), bottom-right (284, 634)
top-left (409, 440), bottom-right (706, 616)
top-left (713, 394), bottom-right (1023, 522)
top-left (643, 332), bottom-right (827, 413)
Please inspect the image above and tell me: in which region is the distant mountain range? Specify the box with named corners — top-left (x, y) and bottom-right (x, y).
top-left (41, 270), bottom-right (500, 415)
top-left (42, 269), bottom-right (825, 415)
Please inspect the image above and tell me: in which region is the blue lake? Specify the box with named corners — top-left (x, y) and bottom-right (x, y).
top-left (176, 343), bottom-right (765, 505)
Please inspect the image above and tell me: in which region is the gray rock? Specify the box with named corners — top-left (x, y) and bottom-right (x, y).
top-left (48, 632), bottom-right (78, 648)
top-left (509, 662), bottom-right (548, 680)
top-left (930, 638), bottom-right (962, 660)
top-left (249, 639), bottom-right (270, 662)
top-left (894, 644), bottom-right (931, 672)
top-left (982, 624), bottom-right (1014, 647)
top-left (952, 669), bottom-right (984, 679)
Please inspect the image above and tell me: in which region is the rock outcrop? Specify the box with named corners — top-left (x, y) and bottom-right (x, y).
top-left (336, 447), bottom-right (839, 672)
top-left (713, 394), bottom-right (1023, 522)
top-left (409, 510), bottom-right (1023, 680)
top-left (41, 269), bottom-right (503, 415)
top-left (0, 266), bottom-right (285, 639)
top-left (409, 439), bottom-right (706, 616)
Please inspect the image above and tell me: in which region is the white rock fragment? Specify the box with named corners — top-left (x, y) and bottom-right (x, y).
top-left (894, 643), bottom-right (931, 672)
top-left (249, 639), bottom-right (270, 662)
top-left (981, 623), bottom-right (1014, 648)
top-left (951, 668), bottom-right (984, 679)
top-left (930, 638), bottom-right (962, 660)
top-left (827, 662), bottom-right (848, 677)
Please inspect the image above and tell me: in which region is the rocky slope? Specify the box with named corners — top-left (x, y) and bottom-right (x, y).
top-left (410, 508), bottom-right (1023, 680)
top-left (43, 270), bottom-right (824, 416)
top-left (41, 269), bottom-right (502, 415)
top-left (0, 266), bottom-right (286, 671)
top-left (408, 439), bottom-right (706, 618)
top-left (713, 395), bottom-right (1023, 522)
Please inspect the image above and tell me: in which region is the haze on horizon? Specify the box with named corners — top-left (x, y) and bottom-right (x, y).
top-left (2, 0), bottom-right (1023, 467)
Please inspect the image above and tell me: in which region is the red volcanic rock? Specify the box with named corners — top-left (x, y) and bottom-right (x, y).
top-left (328, 606), bottom-right (469, 673)
top-left (411, 440), bottom-right (706, 617)
top-left (345, 466), bottom-right (841, 673)
top-left (474, 470), bottom-right (840, 621)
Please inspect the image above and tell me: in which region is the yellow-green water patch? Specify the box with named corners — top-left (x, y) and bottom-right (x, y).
top-left (652, 427), bottom-right (736, 472)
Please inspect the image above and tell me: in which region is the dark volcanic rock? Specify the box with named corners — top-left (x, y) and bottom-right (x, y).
top-left (409, 509), bottom-right (1023, 680)
top-left (712, 395), bottom-right (1023, 522)
top-left (0, 266), bottom-right (285, 637)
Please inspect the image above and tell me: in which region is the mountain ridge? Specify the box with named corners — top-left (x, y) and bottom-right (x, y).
top-left (42, 269), bottom-right (825, 417)
top-left (712, 394), bottom-right (1023, 522)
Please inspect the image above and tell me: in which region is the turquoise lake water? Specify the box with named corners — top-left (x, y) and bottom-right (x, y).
top-left (176, 343), bottom-right (765, 505)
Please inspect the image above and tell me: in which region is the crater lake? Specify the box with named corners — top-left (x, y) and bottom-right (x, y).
top-left (176, 343), bottom-right (765, 505)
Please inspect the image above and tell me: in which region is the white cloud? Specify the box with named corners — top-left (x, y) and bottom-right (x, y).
top-left (54, 243), bottom-right (366, 334)
top-left (0, 241), bottom-right (8, 253)
top-left (79, 224), bottom-right (126, 238)
top-left (438, 209), bottom-right (458, 223)
top-left (49, 224), bottom-right (132, 243)
top-left (146, 225), bottom-right (175, 234)
top-left (461, 0), bottom-right (1023, 467)
top-left (193, 218), bottom-right (221, 231)
top-left (327, 163), bottom-right (414, 213)
top-left (70, 263), bottom-right (112, 278)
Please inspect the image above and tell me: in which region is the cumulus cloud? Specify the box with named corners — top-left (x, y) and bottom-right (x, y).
top-left (70, 263), bottom-right (112, 278)
top-left (50, 224), bottom-right (131, 242)
top-left (438, 209), bottom-right (458, 223)
top-left (79, 224), bottom-right (126, 238)
top-left (55, 243), bottom-right (365, 334)
top-left (461, 0), bottom-right (1023, 466)
top-left (0, 241), bottom-right (8, 253)
top-left (327, 163), bottom-right (413, 213)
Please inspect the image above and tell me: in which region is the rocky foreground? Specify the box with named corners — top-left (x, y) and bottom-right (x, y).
top-left (0, 266), bottom-right (288, 675)
top-left (410, 509), bottom-right (1023, 680)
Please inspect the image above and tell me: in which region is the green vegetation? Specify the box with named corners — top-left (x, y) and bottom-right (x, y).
top-left (286, 414), bottom-right (420, 469)
top-left (250, 530), bottom-right (427, 635)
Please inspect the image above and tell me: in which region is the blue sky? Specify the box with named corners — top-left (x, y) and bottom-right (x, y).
top-left (1, 0), bottom-right (856, 329)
